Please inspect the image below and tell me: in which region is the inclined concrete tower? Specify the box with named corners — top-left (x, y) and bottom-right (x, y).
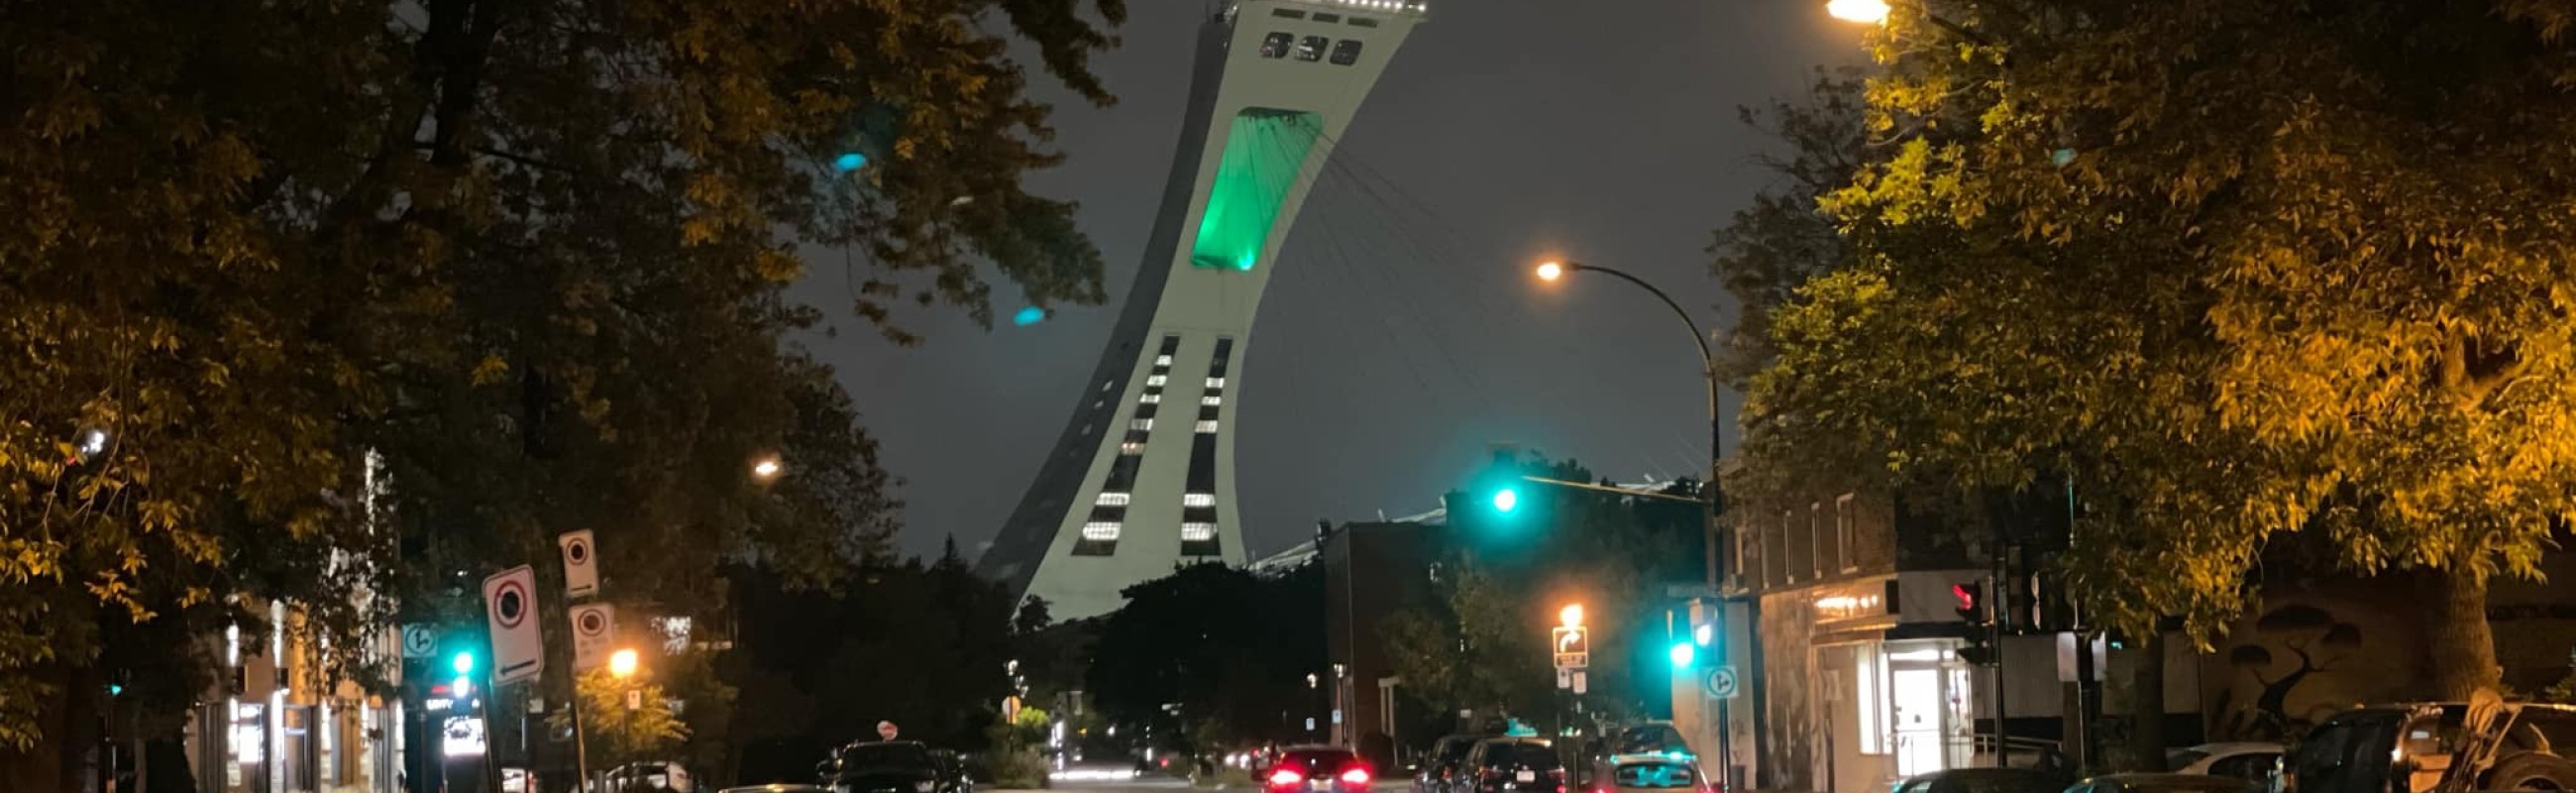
top-left (977, 0), bottom-right (1430, 620)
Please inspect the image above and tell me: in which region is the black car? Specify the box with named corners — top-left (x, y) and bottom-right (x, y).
top-left (1464, 738), bottom-right (1564, 793)
top-left (1418, 736), bottom-right (1480, 793)
top-left (826, 741), bottom-right (948, 793)
top-left (1887, 767), bottom-right (2070, 793)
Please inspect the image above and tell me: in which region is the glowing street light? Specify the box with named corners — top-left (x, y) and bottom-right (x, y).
top-left (1558, 604), bottom-right (1585, 629)
top-left (1535, 261), bottom-right (1567, 282)
top-left (751, 456), bottom-right (784, 481)
top-left (1825, 0), bottom-right (1892, 24)
top-left (608, 648), bottom-right (640, 679)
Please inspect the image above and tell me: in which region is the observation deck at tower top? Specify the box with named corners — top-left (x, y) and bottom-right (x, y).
top-left (1227, 0), bottom-right (1433, 22)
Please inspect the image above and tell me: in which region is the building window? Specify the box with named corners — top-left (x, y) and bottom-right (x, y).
top-left (1181, 523), bottom-right (1217, 541)
top-left (1349, 17), bottom-right (1380, 28)
top-left (1140, 394), bottom-right (1160, 404)
top-left (1809, 503), bottom-right (1825, 580)
top-left (1206, 377), bottom-right (1227, 389)
top-left (1120, 441), bottom-right (1144, 455)
top-left (1261, 32), bottom-right (1294, 58)
top-left (1837, 494), bottom-right (1860, 573)
top-left (1097, 493), bottom-right (1130, 507)
top-left (1184, 493), bottom-right (1216, 508)
top-left (1147, 375), bottom-right (1167, 387)
top-left (1156, 355), bottom-right (1173, 367)
top-left (1312, 12), bottom-right (1342, 22)
top-left (1129, 418), bottom-right (1153, 431)
top-left (1331, 40), bottom-right (1363, 65)
top-left (1196, 420), bottom-right (1219, 433)
top-left (1082, 522), bottom-right (1122, 541)
top-left (1296, 36), bottom-right (1328, 61)
top-left (1202, 396), bottom-right (1223, 406)
top-left (1269, 8), bottom-right (1305, 18)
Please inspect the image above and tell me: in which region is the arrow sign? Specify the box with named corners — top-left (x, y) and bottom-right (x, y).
top-left (400, 624), bottom-right (436, 659)
top-left (1552, 625), bottom-right (1588, 655)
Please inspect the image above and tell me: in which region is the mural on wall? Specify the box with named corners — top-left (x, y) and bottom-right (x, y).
top-left (2205, 582), bottom-right (2430, 742)
top-left (2215, 606), bottom-right (2362, 740)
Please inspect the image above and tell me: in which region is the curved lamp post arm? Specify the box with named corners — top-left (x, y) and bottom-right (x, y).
top-left (1556, 262), bottom-right (1714, 374)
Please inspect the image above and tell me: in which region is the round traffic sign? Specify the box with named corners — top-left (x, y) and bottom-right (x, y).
top-left (566, 538), bottom-right (590, 565)
top-left (493, 580), bottom-right (529, 628)
top-left (576, 608), bottom-right (608, 635)
top-left (402, 625), bottom-right (436, 657)
top-left (1704, 666), bottom-right (1740, 700)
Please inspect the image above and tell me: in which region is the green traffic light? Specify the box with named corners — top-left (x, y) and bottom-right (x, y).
top-left (1491, 488), bottom-right (1520, 513)
top-left (452, 651), bottom-right (476, 675)
top-left (1668, 641), bottom-right (1696, 668)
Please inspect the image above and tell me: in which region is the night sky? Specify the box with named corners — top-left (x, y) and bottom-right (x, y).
top-left (786, 1), bottom-right (1865, 560)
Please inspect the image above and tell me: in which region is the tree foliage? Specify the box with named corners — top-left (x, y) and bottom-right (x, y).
top-left (1086, 562), bottom-right (1327, 751)
top-left (1382, 456), bottom-right (1700, 725)
top-left (0, 0), bottom-right (1123, 767)
top-left (1726, 0), bottom-right (2576, 693)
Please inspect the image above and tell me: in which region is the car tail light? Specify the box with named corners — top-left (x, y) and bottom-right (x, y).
top-left (1271, 770), bottom-right (1306, 787)
top-left (1342, 769), bottom-right (1373, 786)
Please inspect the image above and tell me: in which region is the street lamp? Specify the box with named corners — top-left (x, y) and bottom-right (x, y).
top-left (1531, 257), bottom-right (1731, 781)
top-left (609, 648), bottom-right (640, 678)
top-left (1824, 0), bottom-right (1890, 24)
top-left (751, 456), bottom-right (785, 481)
top-left (1558, 604), bottom-right (1585, 629)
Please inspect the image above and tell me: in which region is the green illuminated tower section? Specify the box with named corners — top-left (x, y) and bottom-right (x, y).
top-left (980, 0), bottom-right (1430, 621)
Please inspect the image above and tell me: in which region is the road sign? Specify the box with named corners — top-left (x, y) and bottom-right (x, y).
top-left (1705, 665), bottom-right (1740, 700)
top-left (558, 530), bottom-right (599, 600)
top-left (1551, 625), bottom-right (1589, 656)
top-left (1571, 671), bottom-right (1588, 696)
top-left (483, 566), bottom-right (544, 685)
top-left (625, 690), bottom-right (643, 711)
top-left (1556, 668), bottom-right (1572, 689)
top-left (1554, 652), bottom-right (1589, 669)
top-left (401, 624), bottom-right (437, 659)
top-left (570, 603), bottom-right (615, 671)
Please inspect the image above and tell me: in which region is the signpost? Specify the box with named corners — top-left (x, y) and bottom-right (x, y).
top-left (570, 604), bottom-right (615, 671)
top-left (482, 566), bottom-right (544, 685)
top-left (558, 530), bottom-right (599, 600)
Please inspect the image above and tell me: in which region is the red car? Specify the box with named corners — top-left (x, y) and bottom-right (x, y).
top-left (1267, 747), bottom-right (1378, 793)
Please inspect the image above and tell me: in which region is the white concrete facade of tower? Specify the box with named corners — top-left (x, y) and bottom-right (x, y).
top-left (1011, 0), bottom-right (1428, 621)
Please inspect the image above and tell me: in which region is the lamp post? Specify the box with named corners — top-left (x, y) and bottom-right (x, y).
top-left (1822, 0), bottom-right (1990, 46)
top-left (1533, 259), bottom-right (1734, 785)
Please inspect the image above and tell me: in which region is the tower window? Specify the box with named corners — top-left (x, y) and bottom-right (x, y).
top-left (1331, 40), bottom-right (1364, 65)
top-left (1082, 522), bottom-right (1122, 541)
top-left (1261, 32), bottom-right (1294, 58)
top-left (1297, 36), bottom-right (1328, 61)
top-left (1196, 420), bottom-right (1219, 433)
top-left (1206, 377), bottom-right (1227, 389)
top-left (1184, 493), bottom-right (1216, 508)
top-left (1181, 523), bottom-right (1217, 541)
top-left (1140, 394), bottom-right (1161, 404)
top-left (1097, 493), bottom-right (1131, 507)
top-left (1129, 418), bottom-right (1153, 431)
top-left (1202, 396), bottom-right (1223, 406)
top-left (1147, 375), bottom-right (1167, 387)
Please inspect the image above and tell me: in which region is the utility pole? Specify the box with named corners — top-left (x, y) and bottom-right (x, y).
top-left (1990, 527), bottom-right (2010, 769)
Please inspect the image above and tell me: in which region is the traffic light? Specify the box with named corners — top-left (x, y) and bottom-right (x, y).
top-left (451, 649), bottom-right (477, 676)
top-left (1491, 487), bottom-right (1521, 513)
top-left (1667, 641), bottom-right (1697, 669)
top-left (1952, 581), bottom-right (1986, 626)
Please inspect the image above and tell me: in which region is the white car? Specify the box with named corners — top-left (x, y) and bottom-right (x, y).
top-left (2167, 742), bottom-right (2284, 782)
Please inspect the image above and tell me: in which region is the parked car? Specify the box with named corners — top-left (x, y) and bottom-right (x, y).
top-left (2285, 697), bottom-right (2576, 793)
top-left (928, 749), bottom-right (975, 793)
top-left (826, 741), bottom-right (945, 793)
top-left (2165, 743), bottom-right (2284, 783)
top-left (601, 761), bottom-right (696, 793)
top-left (1591, 750), bottom-right (1712, 793)
top-left (1583, 724), bottom-right (1697, 791)
top-left (1418, 735), bottom-right (1481, 793)
top-left (1463, 738), bottom-right (1564, 793)
top-left (1887, 766), bottom-right (2069, 793)
top-left (2065, 774), bottom-right (2259, 793)
top-left (1266, 746), bottom-right (1378, 793)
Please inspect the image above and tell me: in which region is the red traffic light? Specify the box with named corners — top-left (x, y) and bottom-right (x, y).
top-left (1951, 584), bottom-right (1975, 613)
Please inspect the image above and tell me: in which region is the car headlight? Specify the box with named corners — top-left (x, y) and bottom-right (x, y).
top-left (916, 781), bottom-right (938, 792)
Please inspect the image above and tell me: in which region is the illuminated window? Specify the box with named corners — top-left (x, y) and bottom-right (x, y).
top-left (1140, 394), bottom-right (1161, 404)
top-left (1121, 441), bottom-right (1144, 455)
top-left (1261, 32), bottom-right (1294, 58)
top-left (1147, 375), bottom-right (1167, 387)
top-left (1297, 36), bottom-right (1328, 61)
top-left (1097, 493), bottom-right (1131, 507)
top-left (1156, 355), bottom-right (1173, 367)
top-left (1202, 396), bottom-right (1223, 406)
top-left (1331, 40), bottom-right (1363, 65)
top-left (1082, 522), bottom-right (1122, 541)
top-left (1181, 523), bottom-right (1217, 541)
top-left (1196, 420), bottom-right (1219, 433)
top-left (1206, 377), bottom-right (1227, 389)
top-left (1184, 493), bottom-right (1216, 508)
top-left (1130, 418), bottom-right (1153, 431)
